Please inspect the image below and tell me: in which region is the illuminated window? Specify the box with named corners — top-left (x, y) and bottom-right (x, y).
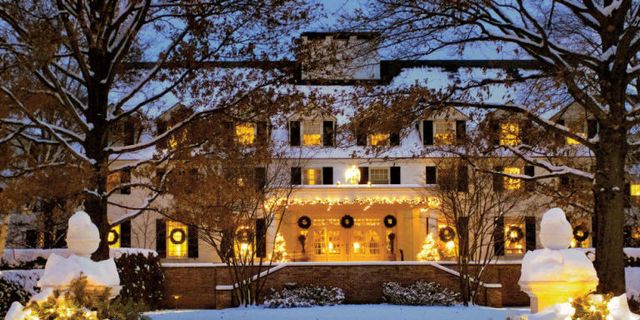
top-left (504, 167), bottom-right (522, 190)
top-left (370, 168), bottom-right (389, 184)
top-left (565, 120), bottom-right (585, 145)
top-left (303, 121), bottom-right (322, 146)
top-left (166, 221), bottom-right (188, 258)
top-left (368, 230), bottom-right (381, 255)
top-left (500, 122), bottom-right (520, 146)
top-left (106, 173), bottom-right (120, 192)
top-left (434, 121), bottom-right (454, 145)
top-left (631, 184), bottom-right (640, 197)
top-left (505, 224), bottom-right (525, 254)
top-left (369, 133), bottom-right (389, 146)
top-left (303, 168), bottom-right (322, 185)
top-left (235, 123), bottom-right (255, 145)
top-left (108, 225), bottom-right (120, 249)
top-left (312, 229), bottom-right (341, 256)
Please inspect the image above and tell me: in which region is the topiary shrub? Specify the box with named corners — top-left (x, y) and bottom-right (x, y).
top-left (0, 278), bottom-right (31, 317)
top-left (264, 285), bottom-right (345, 308)
top-left (114, 252), bottom-right (165, 309)
top-left (382, 281), bottom-right (460, 306)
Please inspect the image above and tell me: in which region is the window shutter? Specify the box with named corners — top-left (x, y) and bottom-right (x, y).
top-left (587, 119), bottom-right (598, 139)
top-left (423, 120), bottom-right (434, 146)
top-left (25, 230), bottom-right (38, 248)
top-left (520, 119), bottom-right (531, 145)
top-left (255, 219), bottom-right (267, 258)
top-left (121, 169), bottom-right (131, 194)
top-left (256, 121), bottom-right (268, 145)
top-left (289, 121), bottom-right (301, 146)
top-left (493, 166), bottom-right (504, 192)
top-left (390, 166), bottom-right (401, 184)
top-left (560, 176), bottom-right (571, 189)
top-left (525, 216), bottom-right (536, 252)
top-left (156, 220), bottom-right (166, 258)
top-left (254, 167), bottom-right (266, 190)
top-left (556, 119), bottom-right (566, 144)
top-left (356, 126), bottom-right (367, 146)
top-left (358, 167), bottom-right (369, 184)
top-left (322, 167), bottom-right (333, 185)
top-left (455, 120), bottom-right (466, 144)
top-left (188, 225), bottom-right (199, 258)
top-left (489, 119), bottom-right (500, 146)
top-left (223, 121), bottom-right (234, 147)
top-left (120, 221), bottom-right (131, 248)
top-left (524, 165), bottom-right (535, 191)
top-left (457, 165), bottom-right (469, 192)
top-left (389, 132), bottom-right (400, 146)
top-left (625, 182), bottom-right (631, 208)
top-left (323, 121), bottom-right (334, 147)
top-left (124, 123), bottom-right (136, 145)
top-left (291, 167), bottom-right (302, 185)
top-left (221, 229), bottom-right (234, 259)
top-left (425, 166), bottom-right (437, 184)
top-left (459, 216), bottom-right (469, 257)
top-left (493, 217), bottom-right (505, 256)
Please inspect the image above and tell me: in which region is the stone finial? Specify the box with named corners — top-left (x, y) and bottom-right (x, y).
top-left (66, 211), bottom-right (100, 257)
top-left (539, 208), bottom-right (573, 250)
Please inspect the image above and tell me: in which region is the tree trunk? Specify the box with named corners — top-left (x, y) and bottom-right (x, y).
top-left (593, 129), bottom-right (627, 294)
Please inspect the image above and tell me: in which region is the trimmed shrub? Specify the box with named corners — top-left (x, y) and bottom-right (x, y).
top-left (264, 285), bottom-right (345, 308)
top-left (0, 278), bottom-right (31, 317)
top-left (114, 252), bottom-right (165, 309)
top-left (382, 281), bottom-right (461, 306)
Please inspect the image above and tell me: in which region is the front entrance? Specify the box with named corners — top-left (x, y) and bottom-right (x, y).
top-left (309, 217), bottom-right (389, 261)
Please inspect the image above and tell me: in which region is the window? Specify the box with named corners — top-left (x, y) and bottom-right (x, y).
top-left (631, 184), bottom-right (640, 197)
top-left (303, 168), bottom-right (322, 185)
top-left (303, 121), bottom-right (322, 146)
top-left (500, 122), bottom-right (520, 146)
top-left (235, 123), bottom-right (255, 145)
top-left (504, 167), bottom-right (522, 190)
top-left (370, 168), bottom-right (389, 184)
top-left (369, 133), bottom-right (389, 146)
top-left (504, 223), bottom-right (525, 254)
top-left (434, 121), bottom-right (454, 145)
top-left (566, 120), bottom-right (586, 145)
top-left (166, 221), bottom-right (188, 258)
top-left (108, 225), bottom-right (121, 249)
top-left (106, 170), bottom-right (131, 194)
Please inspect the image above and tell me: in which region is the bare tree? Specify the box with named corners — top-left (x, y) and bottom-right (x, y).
top-left (348, 0), bottom-right (640, 294)
top-left (0, 0), bottom-right (314, 260)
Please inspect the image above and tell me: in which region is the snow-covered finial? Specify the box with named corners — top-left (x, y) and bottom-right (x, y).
top-left (66, 211), bottom-right (100, 257)
top-left (539, 208), bottom-right (573, 250)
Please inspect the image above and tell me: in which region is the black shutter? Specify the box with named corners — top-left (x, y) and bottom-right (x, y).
top-left (389, 132), bottom-right (400, 146)
top-left (223, 121), bottom-right (234, 147)
top-left (121, 169), bottom-right (131, 194)
top-left (525, 216), bottom-right (536, 251)
top-left (390, 166), bottom-right (401, 184)
top-left (524, 165), bottom-right (535, 191)
top-left (493, 217), bottom-right (505, 256)
top-left (323, 121), bottom-right (334, 147)
top-left (254, 167), bottom-right (266, 190)
top-left (356, 126), bottom-right (367, 146)
top-left (359, 167), bottom-right (369, 184)
top-left (556, 119), bottom-right (566, 144)
top-left (426, 166), bottom-right (437, 184)
top-left (289, 121), bottom-right (300, 146)
top-left (255, 219), bottom-right (267, 258)
top-left (124, 124), bottom-right (136, 145)
top-left (459, 216), bottom-right (469, 257)
top-left (256, 121), bottom-right (268, 145)
top-left (560, 176), bottom-right (571, 189)
top-left (156, 220), bottom-right (166, 258)
top-left (423, 120), bottom-right (434, 146)
top-left (188, 225), bottom-right (199, 258)
top-left (120, 221), bottom-right (131, 248)
top-left (587, 119), bottom-right (598, 139)
top-left (455, 120), bottom-right (466, 144)
top-left (25, 230), bottom-right (38, 248)
top-left (457, 165), bottom-right (469, 192)
top-left (322, 167), bottom-right (333, 185)
top-left (493, 166), bottom-right (504, 192)
top-left (520, 119), bottom-right (531, 145)
top-left (625, 182), bottom-right (631, 208)
top-left (291, 167), bottom-right (302, 185)
top-left (490, 119), bottom-right (500, 146)
top-left (221, 229), bottom-right (234, 259)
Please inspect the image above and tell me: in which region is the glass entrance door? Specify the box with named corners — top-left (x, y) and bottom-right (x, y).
top-left (309, 217), bottom-right (387, 261)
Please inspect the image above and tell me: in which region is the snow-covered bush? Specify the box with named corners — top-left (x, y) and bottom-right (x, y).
top-left (0, 256), bottom-right (47, 270)
top-left (382, 281), bottom-right (460, 306)
top-left (0, 270), bottom-right (43, 296)
top-left (115, 252), bottom-right (165, 309)
top-left (0, 278), bottom-right (30, 316)
top-left (264, 285), bottom-right (345, 308)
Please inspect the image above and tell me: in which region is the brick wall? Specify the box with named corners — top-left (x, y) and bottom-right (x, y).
top-left (162, 262), bottom-right (529, 309)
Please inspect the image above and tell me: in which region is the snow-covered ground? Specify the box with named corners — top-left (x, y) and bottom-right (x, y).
top-left (144, 305), bottom-right (528, 320)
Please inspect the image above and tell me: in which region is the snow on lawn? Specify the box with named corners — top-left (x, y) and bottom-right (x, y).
top-left (144, 305), bottom-right (528, 320)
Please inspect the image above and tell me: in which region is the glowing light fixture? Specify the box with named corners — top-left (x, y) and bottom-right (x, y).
top-left (345, 165), bottom-right (361, 185)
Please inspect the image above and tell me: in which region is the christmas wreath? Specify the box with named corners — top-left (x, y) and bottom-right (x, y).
top-left (169, 228), bottom-right (186, 245)
top-left (383, 215), bottom-right (397, 228)
top-left (107, 229), bottom-right (119, 246)
top-left (573, 225), bottom-right (590, 242)
top-left (439, 227), bottom-right (456, 242)
top-left (340, 215), bottom-right (354, 229)
top-left (297, 216), bottom-right (312, 229)
top-left (506, 225), bottom-right (524, 242)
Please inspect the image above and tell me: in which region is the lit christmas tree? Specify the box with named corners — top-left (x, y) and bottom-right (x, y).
top-left (417, 233), bottom-right (440, 261)
top-left (272, 233), bottom-right (288, 263)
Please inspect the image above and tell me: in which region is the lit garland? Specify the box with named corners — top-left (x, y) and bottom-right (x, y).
top-left (279, 196), bottom-right (440, 207)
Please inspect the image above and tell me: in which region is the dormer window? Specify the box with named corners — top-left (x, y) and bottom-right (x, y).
top-left (235, 123), bottom-right (256, 145)
top-left (422, 119), bottom-right (466, 146)
top-left (434, 121), bottom-right (455, 145)
top-left (369, 133), bottom-right (389, 146)
top-left (557, 118), bottom-right (598, 145)
top-left (503, 167), bottom-right (522, 190)
top-left (500, 122), bottom-right (520, 146)
top-left (289, 119), bottom-right (335, 147)
top-left (303, 120), bottom-right (322, 146)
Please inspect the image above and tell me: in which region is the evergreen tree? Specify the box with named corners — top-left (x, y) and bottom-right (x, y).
top-left (417, 233), bottom-right (440, 261)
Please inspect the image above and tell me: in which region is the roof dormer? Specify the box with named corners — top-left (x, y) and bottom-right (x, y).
top-left (420, 107), bottom-right (468, 146)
